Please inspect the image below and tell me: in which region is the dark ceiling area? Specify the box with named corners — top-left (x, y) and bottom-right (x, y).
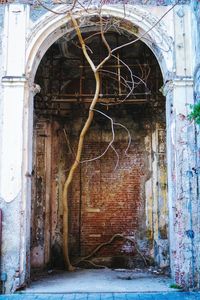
top-left (34, 31), bottom-right (164, 116)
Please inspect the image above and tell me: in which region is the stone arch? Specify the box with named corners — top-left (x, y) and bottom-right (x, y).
top-left (26, 5), bottom-right (174, 83)
top-left (1, 2), bottom-right (198, 291)
top-left (22, 3), bottom-right (174, 284)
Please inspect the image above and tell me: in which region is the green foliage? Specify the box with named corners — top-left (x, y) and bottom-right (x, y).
top-left (169, 283), bottom-right (183, 289)
top-left (188, 102), bottom-right (200, 125)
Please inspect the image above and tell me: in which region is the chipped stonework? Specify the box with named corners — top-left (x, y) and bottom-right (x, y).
top-left (29, 0), bottom-right (191, 21)
top-left (0, 0), bottom-right (199, 293)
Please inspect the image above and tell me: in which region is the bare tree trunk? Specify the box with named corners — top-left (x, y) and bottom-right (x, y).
top-left (62, 15), bottom-right (100, 270)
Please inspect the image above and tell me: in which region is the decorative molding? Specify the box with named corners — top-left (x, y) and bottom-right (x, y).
top-left (162, 77), bottom-right (193, 96)
top-left (29, 0), bottom-right (191, 21)
top-left (26, 4), bottom-right (174, 81)
top-left (162, 80), bottom-right (174, 96)
top-left (1, 76), bottom-right (27, 86)
top-left (30, 82), bottom-right (41, 95)
top-left (2, 76), bottom-right (27, 82)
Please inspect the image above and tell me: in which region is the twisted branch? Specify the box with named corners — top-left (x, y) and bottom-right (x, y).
top-left (74, 233), bottom-right (148, 267)
top-left (62, 14), bottom-right (100, 270)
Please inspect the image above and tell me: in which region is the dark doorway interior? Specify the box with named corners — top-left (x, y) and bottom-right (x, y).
top-left (31, 31), bottom-right (167, 273)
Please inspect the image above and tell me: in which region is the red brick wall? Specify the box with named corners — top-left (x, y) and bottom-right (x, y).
top-left (67, 113), bottom-right (148, 259)
top-left (31, 107), bottom-right (167, 269)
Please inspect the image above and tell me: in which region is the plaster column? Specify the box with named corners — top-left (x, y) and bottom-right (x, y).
top-left (166, 78), bottom-right (198, 289)
top-left (0, 3), bottom-right (30, 293)
top-left (193, 66), bottom-right (200, 289)
top-left (164, 4), bottom-right (199, 289)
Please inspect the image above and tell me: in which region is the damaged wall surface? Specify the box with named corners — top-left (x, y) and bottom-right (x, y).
top-left (30, 35), bottom-right (168, 270)
top-left (31, 113), bottom-right (168, 269)
top-left (0, 0), bottom-right (199, 293)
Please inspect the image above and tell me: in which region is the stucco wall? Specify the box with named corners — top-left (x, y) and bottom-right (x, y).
top-left (192, 1), bottom-right (200, 289)
top-left (0, 4), bottom-right (30, 293)
top-left (0, 6), bottom-right (4, 292)
top-left (0, 6), bottom-right (22, 292)
top-left (0, 6), bottom-right (4, 183)
top-left (192, 0), bottom-right (200, 67)
top-left (29, 0), bottom-right (190, 21)
top-left (0, 5), bottom-right (22, 294)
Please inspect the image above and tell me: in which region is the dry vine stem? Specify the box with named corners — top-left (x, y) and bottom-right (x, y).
top-left (74, 233), bottom-right (148, 268)
top-left (53, 0), bottom-right (179, 270)
top-left (62, 14), bottom-right (103, 270)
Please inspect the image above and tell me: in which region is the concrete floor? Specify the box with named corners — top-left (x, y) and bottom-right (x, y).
top-left (25, 269), bottom-right (179, 293)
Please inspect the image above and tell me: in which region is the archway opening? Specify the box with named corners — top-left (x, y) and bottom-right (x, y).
top-left (30, 27), bottom-right (169, 291)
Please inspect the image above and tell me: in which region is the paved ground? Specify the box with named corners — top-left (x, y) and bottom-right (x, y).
top-left (25, 269), bottom-right (178, 293)
top-left (0, 292), bottom-right (200, 299)
top-left (1, 270), bottom-right (200, 299)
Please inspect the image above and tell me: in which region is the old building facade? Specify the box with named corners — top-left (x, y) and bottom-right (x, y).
top-left (0, 0), bottom-right (200, 293)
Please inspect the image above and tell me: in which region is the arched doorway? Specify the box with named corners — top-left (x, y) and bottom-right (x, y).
top-left (19, 5), bottom-right (180, 291)
top-left (30, 27), bottom-right (168, 274)
top-left (1, 3), bottom-right (197, 292)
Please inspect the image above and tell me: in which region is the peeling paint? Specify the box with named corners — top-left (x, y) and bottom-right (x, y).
top-left (0, 1), bottom-right (199, 293)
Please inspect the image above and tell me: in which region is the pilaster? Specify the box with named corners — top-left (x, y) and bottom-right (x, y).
top-left (165, 78), bottom-right (198, 288)
top-left (0, 2), bottom-right (30, 293)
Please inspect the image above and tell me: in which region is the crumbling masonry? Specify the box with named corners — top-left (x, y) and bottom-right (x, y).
top-left (0, 0), bottom-right (200, 293)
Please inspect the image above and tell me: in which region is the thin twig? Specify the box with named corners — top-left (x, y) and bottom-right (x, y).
top-left (63, 128), bottom-right (75, 157)
top-left (110, 144), bottom-right (119, 171)
top-left (114, 122), bottom-right (132, 156)
top-left (80, 108), bottom-right (115, 164)
top-left (110, 1), bottom-right (179, 54)
top-left (76, 259), bottom-right (106, 269)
